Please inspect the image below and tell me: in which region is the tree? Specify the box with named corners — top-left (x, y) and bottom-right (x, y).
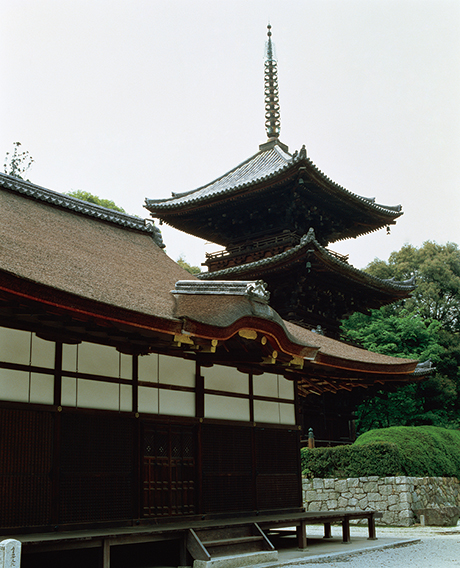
top-left (3, 142), bottom-right (34, 179)
top-left (65, 190), bottom-right (126, 213)
top-left (176, 256), bottom-right (201, 275)
top-left (366, 242), bottom-right (460, 332)
top-left (341, 241), bottom-right (460, 432)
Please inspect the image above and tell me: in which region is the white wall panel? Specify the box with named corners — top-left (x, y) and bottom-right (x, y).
top-left (279, 402), bottom-right (296, 425)
top-left (278, 376), bottom-right (295, 400)
top-left (29, 373), bottom-right (54, 404)
top-left (159, 390), bottom-right (195, 417)
top-left (205, 394), bottom-right (250, 421)
top-left (138, 353), bottom-right (159, 383)
top-left (78, 343), bottom-right (120, 377)
top-left (30, 334), bottom-right (55, 368)
top-left (120, 353), bottom-right (132, 380)
top-left (120, 384), bottom-right (132, 412)
top-left (253, 372), bottom-right (278, 397)
top-left (62, 376), bottom-right (77, 406)
top-left (0, 327), bottom-right (30, 365)
top-left (0, 368), bottom-right (30, 402)
top-left (138, 385), bottom-right (159, 414)
top-left (158, 355), bottom-right (195, 387)
top-left (62, 344), bottom-right (78, 372)
top-left (254, 399), bottom-right (280, 424)
top-left (76, 378), bottom-right (120, 410)
top-left (204, 366), bottom-right (249, 394)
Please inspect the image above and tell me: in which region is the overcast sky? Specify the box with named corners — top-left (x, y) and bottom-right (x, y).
top-left (1, 0), bottom-right (459, 270)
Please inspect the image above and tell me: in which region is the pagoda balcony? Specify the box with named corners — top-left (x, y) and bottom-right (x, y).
top-left (203, 231), bottom-right (349, 273)
top-left (204, 231), bottom-right (301, 272)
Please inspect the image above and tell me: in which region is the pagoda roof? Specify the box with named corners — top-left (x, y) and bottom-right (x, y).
top-left (198, 227), bottom-right (415, 301)
top-left (0, 174), bottom-right (428, 393)
top-left (145, 143), bottom-right (403, 244)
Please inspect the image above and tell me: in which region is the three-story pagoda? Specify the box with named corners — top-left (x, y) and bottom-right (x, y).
top-left (146, 25), bottom-right (415, 338)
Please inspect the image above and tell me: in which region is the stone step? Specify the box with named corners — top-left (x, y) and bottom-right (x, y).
top-left (193, 550), bottom-right (278, 568)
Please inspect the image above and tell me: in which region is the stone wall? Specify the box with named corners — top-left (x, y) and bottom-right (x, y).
top-left (302, 476), bottom-right (460, 526)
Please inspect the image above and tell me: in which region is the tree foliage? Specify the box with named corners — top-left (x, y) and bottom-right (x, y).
top-left (366, 241), bottom-right (460, 332)
top-left (341, 241), bottom-right (460, 433)
top-left (3, 142), bottom-right (34, 179)
top-left (65, 190), bottom-right (126, 213)
top-left (176, 256), bottom-right (201, 275)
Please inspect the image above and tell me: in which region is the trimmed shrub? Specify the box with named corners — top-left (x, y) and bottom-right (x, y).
top-left (301, 426), bottom-right (460, 479)
top-left (301, 442), bottom-right (404, 478)
top-left (354, 426), bottom-right (460, 478)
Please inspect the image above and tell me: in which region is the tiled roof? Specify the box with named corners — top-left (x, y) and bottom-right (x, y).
top-left (145, 143), bottom-right (402, 218)
top-left (198, 228), bottom-right (416, 294)
top-left (0, 173), bottom-right (164, 248)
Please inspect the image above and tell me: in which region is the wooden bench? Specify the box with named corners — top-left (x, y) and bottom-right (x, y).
top-left (256, 510), bottom-right (383, 549)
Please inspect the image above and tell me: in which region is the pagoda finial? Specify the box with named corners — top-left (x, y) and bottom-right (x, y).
top-left (264, 24), bottom-right (280, 140)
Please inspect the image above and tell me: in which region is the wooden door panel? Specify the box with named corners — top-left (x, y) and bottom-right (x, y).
top-left (142, 425), bottom-right (195, 517)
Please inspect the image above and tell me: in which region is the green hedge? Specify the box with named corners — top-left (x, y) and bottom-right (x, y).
top-left (355, 426), bottom-right (460, 478)
top-left (301, 442), bottom-right (404, 478)
top-left (301, 426), bottom-right (460, 478)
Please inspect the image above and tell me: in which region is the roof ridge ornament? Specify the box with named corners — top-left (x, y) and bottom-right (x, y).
top-left (172, 280), bottom-right (270, 304)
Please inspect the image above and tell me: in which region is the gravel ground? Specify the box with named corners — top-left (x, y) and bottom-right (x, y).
top-left (289, 522), bottom-right (460, 567)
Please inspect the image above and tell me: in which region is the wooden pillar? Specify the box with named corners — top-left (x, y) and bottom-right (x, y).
top-left (342, 517), bottom-right (351, 543)
top-left (296, 521), bottom-right (307, 549)
top-left (102, 539), bottom-right (110, 568)
top-left (323, 522), bottom-right (332, 539)
top-left (179, 533), bottom-right (189, 567)
top-left (368, 514), bottom-right (377, 540)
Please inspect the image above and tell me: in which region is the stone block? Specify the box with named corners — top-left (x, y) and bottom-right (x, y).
top-left (388, 494), bottom-right (399, 506)
top-left (194, 550), bottom-right (278, 568)
top-left (347, 478), bottom-right (359, 488)
top-left (337, 497), bottom-right (348, 509)
top-left (326, 499), bottom-right (338, 509)
top-left (414, 507), bottom-right (460, 527)
top-left (313, 479), bottom-right (324, 490)
top-left (308, 501), bottom-right (321, 512)
top-left (381, 511), bottom-right (398, 525)
top-left (335, 480), bottom-right (348, 492)
top-left (367, 492), bottom-right (381, 503)
top-left (399, 509), bottom-right (414, 527)
top-left (363, 482), bottom-right (378, 493)
top-left (380, 484), bottom-right (394, 496)
top-left (399, 492), bottom-right (413, 503)
top-left (305, 491), bottom-right (318, 502)
top-left (324, 478), bottom-right (335, 489)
